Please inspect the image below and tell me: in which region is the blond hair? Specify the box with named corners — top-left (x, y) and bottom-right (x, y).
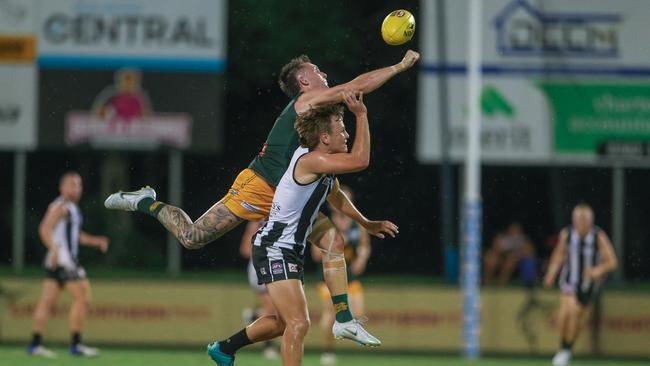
top-left (295, 104), bottom-right (344, 150)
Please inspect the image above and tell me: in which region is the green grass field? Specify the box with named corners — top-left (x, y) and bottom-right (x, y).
top-left (3, 346), bottom-right (648, 366)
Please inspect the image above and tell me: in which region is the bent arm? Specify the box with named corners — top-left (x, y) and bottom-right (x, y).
top-left (302, 110), bottom-right (370, 175)
top-left (79, 231), bottom-right (109, 253)
top-left (326, 179), bottom-right (369, 227)
top-left (39, 203), bottom-right (67, 251)
top-left (79, 231), bottom-right (101, 246)
top-left (595, 231), bottom-right (618, 274)
top-left (350, 226), bottom-right (371, 276)
top-left (239, 221), bottom-right (262, 259)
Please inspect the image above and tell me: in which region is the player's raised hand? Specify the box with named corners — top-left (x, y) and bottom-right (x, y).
top-left (397, 49), bottom-right (420, 71)
top-left (364, 220), bottom-right (399, 239)
top-left (342, 90), bottom-right (367, 116)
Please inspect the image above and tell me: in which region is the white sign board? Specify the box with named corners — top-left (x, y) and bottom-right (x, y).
top-left (418, 0), bottom-right (650, 163)
top-left (0, 65), bottom-right (37, 149)
top-left (36, 0), bottom-right (227, 71)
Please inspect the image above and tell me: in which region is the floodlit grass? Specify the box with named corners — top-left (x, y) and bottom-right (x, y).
top-left (4, 346), bottom-right (648, 366)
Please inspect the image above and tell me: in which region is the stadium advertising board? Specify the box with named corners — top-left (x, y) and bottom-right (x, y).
top-left (35, 0), bottom-right (226, 151)
top-left (37, 0), bottom-right (226, 70)
top-left (2, 279), bottom-right (649, 356)
top-left (418, 0), bottom-right (650, 163)
top-left (0, 0), bottom-right (37, 150)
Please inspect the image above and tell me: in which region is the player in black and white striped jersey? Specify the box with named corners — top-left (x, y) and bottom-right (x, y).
top-left (28, 172), bottom-right (109, 358)
top-left (208, 91), bottom-right (398, 366)
top-left (544, 203), bottom-right (618, 366)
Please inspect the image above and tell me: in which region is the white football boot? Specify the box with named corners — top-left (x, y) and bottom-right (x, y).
top-left (28, 345), bottom-right (57, 358)
top-left (332, 317), bottom-right (381, 347)
top-left (104, 186), bottom-right (156, 211)
top-left (70, 344), bottom-right (100, 357)
top-left (552, 349), bottom-right (572, 366)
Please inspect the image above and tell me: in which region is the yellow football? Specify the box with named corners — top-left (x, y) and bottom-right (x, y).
top-left (381, 9), bottom-right (416, 46)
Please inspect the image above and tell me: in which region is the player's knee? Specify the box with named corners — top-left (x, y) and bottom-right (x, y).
top-left (569, 305), bottom-right (583, 317)
top-left (330, 231), bottom-right (345, 253)
top-left (34, 307), bottom-right (49, 321)
top-left (74, 294), bottom-right (91, 309)
top-left (286, 316), bottom-right (310, 336)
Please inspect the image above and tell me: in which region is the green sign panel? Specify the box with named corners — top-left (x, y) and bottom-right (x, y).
top-left (538, 83), bottom-right (650, 153)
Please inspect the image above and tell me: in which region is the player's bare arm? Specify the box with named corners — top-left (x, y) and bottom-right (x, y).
top-left (38, 202), bottom-right (68, 268)
top-left (544, 228), bottom-right (569, 288)
top-left (585, 231), bottom-right (618, 281)
top-left (326, 179), bottom-right (398, 239)
top-left (79, 231), bottom-right (110, 253)
top-left (296, 50), bottom-right (420, 113)
top-left (350, 226), bottom-right (371, 276)
top-left (239, 221), bottom-right (261, 259)
top-left (296, 92), bottom-right (369, 181)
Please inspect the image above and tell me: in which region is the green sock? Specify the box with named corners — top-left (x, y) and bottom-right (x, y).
top-left (331, 294), bottom-right (353, 323)
top-left (137, 197), bottom-right (165, 218)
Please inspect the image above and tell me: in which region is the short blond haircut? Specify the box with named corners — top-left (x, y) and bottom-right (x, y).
top-left (295, 104), bottom-right (344, 150)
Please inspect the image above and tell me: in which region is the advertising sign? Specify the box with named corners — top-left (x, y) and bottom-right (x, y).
top-left (0, 0), bottom-right (37, 150)
top-left (36, 0), bottom-right (227, 72)
top-left (2, 279), bottom-right (648, 356)
top-left (418, 0), bottom-right (650, 163)
top-left (0, 66), bottom-right (37, 150)
top-left (38, 69), bottom-right (221, 151)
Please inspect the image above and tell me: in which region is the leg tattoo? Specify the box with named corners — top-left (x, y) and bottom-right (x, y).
top-left (156, 202), bottom-right (243, 249)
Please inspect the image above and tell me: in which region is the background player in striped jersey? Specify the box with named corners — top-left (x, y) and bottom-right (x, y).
top-left (28, 172), bottom-right (109, 358)
top-left (239, 221), bottom-right (279, 360)
top-left (312, 185), bottom-right (371, 365)
top-left (207, 91), bottom-right (398, 366)
top-left (105, 50), bottom-right (419, 345)
top-left (544, 203), bottom-right (618, 366)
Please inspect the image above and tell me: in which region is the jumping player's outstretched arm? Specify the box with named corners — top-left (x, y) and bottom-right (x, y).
top-left (296, 50), bottom-right (420, 113)
top-left (544, 228), bottom-right (569, 288)
top-left (327, 179), bottom-right (398, 239)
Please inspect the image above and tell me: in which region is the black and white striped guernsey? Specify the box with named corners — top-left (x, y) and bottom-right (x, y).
top-left (44, 197), bottom-right (83, 270)
top-left (559, 225), bottom-right (601, 293)
top-left (252, 146), bottom-right (334, 255)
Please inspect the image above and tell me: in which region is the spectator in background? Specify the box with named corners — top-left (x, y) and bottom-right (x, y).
top-left (483, 222), bottom-right (537, 287)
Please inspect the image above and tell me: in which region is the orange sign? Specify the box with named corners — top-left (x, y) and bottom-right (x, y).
top-left (0, 35), bottom-right (36, 63)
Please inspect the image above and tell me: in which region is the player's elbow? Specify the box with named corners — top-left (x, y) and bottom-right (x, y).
top-left (352, 155), bottom-right (370, 171)
top-left (38, 225), bottom-right (49, 245)
top-left (609, 257), bottom-right (618, 271)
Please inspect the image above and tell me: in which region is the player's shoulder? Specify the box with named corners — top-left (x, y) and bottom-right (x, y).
top-left (595, 227), bottom-right (611, 241)
top-left (558, 227), bottom-right (570, 240)
top-left (48, 199), bottom-right (70, 216)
